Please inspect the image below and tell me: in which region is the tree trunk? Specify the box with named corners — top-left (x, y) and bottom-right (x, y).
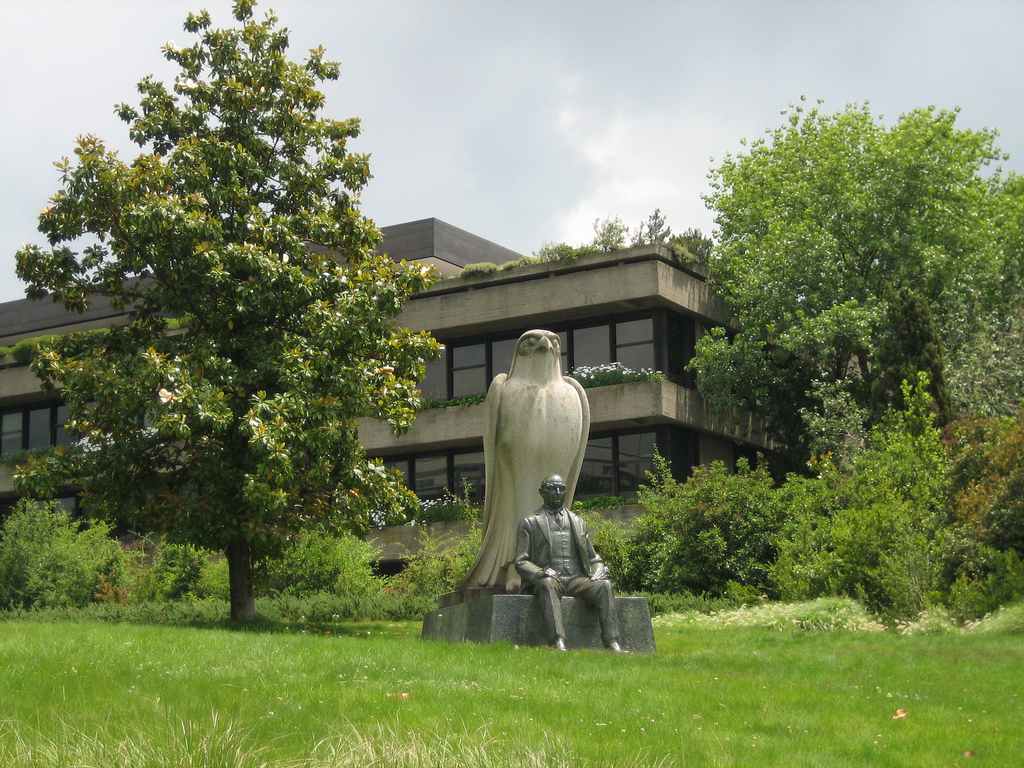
top-left (226, 535), bottom-right (256, 621)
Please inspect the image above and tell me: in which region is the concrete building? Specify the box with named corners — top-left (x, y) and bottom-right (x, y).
top-left (0, 218), bottom-right (770, 527)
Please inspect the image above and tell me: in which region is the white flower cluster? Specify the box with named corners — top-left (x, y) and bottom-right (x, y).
top-left (568, 362), bottom-right (663, 386)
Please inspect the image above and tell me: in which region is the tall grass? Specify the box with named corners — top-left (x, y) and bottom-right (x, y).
top-left (1, 602), bottom-right (1022, 766)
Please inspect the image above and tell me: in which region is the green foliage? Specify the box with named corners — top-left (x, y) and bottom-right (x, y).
top-left (628, 454), bottom-right (787, 597)
top-left (571, 495), bottom-right (628, 512)
top-left (10, 335), bottom-right (60, 366)
top-left (772, 379), bottom-right (951, 620)
top-left (630, 208), bottom-right (673, 246)
top-left (568, 361), bottom-right (665, 388)
top-left (0, 499), bottom-right (131, 609)
top-left (576, 511), bottom-right (631, 581)
top-left (457, 262), bottom-right (498, 277)
top-left (669, 227), bottom-right (712, 265)
top-left (387, 520), bottom-right (481, 600)
top-left (263, 529), bottom-right (384, 598)
top-left (696, 99), bottom-right (1008, 464)
top-left (414, 490), bottom-right (481, 525)
top-left (948, 410), bottom-right (1024, 556)
top-left (531, 241), bottom-right (596, 261)
top-left (13, 2), bottom-right (439, 620)
top-left (869, 287), bottom-right (953, 424)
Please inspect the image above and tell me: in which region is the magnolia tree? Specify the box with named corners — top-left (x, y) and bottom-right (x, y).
top-left (14, 1), bottom-right (438, 620)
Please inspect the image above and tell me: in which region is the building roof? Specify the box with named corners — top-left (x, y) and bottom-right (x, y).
top-left (0, 218), bottom-right (523, 346)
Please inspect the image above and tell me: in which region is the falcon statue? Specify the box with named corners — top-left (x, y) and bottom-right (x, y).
top-left (457, 329), bottom-right (590, 593)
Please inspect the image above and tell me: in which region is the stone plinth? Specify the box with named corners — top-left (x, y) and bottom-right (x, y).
top-left (421, 593), bottom-right (656, 653)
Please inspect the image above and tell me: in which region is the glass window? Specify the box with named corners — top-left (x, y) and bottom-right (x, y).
top-left (577, 436), bottom-right (614, 498)
top-left (490, 337), bottom-right (519, 379)
top-left (617, 432), bottom-right (656, 496)
top-left (615, 318), bottom-right (655, 371)
top-left (27, 408), bottom-right (50, 450)
top-left (452, 450), bottom-right (485, 504)
top-left (413, 454), bottom-right (448, 500)
top-left (1, 412), bottom-right (21, 455)
top-left (667, 313), bottom-right (697, 386)
top-left (451, 343), bottom-right (487, 397)
top-left (56, 405), bottom-right (74, 447)
top-left (572, 325), bottom-right (611, 370)
top-left (419, 352), bottom-right (447, 400)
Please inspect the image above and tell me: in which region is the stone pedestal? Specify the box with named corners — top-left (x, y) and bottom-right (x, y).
top-left (421, 592), bottom-right (657, 653)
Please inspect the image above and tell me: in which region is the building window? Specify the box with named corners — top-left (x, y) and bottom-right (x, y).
top-left (27, 407), bottom-right (51, 450)
top-left (412, 453), bottom-right (448, 500)
top-left (578, 436), bottom-right (614, 497)
top-left (1, 411), bottom-right (20, 455)
top-left (451, 343), bottom-right (487, 398)
top-left (614, 317), bottom-right (655, 372)
top-left (0, 402), bottom-right (73, 457)
top-left (419, 352), bottom-right (447, 400)
top-left (423, 311), bottom-right (699, 401)
top-left (571, 325), bottom-right (612, 370)
top-left (451, 450), bottom-right (485, 503)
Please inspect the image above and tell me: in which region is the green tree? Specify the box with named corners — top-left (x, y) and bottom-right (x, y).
top-left (13, 2), bottom-right (438, 620)
top-left (696, 100), bottom-right (1006, 463)
top-left (869, 287), bottom-right (953, 424)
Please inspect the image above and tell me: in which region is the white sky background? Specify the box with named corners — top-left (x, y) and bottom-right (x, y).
top-left (1, 0), bottom-right (1022, 304)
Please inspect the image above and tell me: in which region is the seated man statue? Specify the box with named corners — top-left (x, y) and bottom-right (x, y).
top-left (515, 474), bottom-right (623, 652)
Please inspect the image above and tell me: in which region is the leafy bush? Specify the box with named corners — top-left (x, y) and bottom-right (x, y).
top-left (263, 529), bottom-right (384, 598)
top-left (387, 520), bottom-right (482, 600)
top-left (572, 495), bottom-right (628, 512)
top-left (0, 499), bottom-right (131, 609)
top-left (627, 454), bottom-right (787, 597)
top-left (11, 335), bottom-right (60, 366)
top-left (129, 542), bottom-right (207, 601)
top-left (577, 511), bottom-right (631, 584)
top-left (415, 491), bottom-right (481, 525)
top-left (458, 262), bottom-right (498, 277)
top-left (771, 379), bottom-right (951, 621)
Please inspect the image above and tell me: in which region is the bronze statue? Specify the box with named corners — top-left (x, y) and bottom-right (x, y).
top-left (515, 474), bottom-right (623, 652)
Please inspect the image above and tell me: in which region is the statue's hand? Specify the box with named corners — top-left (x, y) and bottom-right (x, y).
top-left (590, 564), bottom-right (610, 581)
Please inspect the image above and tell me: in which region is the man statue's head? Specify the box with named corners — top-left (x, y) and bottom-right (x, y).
top-left (539, 475), bottom-right (567, 510)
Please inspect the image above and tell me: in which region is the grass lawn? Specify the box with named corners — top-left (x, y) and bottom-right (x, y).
top-left (0, 614), bottom-right (1021, 766)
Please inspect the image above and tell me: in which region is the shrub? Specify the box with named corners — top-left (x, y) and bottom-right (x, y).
top-left (458, 262), bottom-right (498, 277)
top-left (627, 454), bottom-right (787, 597)
top-left (416, 491), bottom-right (481, 525)
top-left (263, 529), bottom-right (385, 598)
top-left (129, 542), bottom-right (208, 602)
top-left (387, 520), bottom-right (482, 600)
top-left (11, 335), bottom-right (60, 366)
top-left (771, 379), bottom-right (951, 621)
top-left (0, 499), bottom-right (130, 609)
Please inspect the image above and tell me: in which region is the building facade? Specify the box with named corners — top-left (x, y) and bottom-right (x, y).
top-left (0, 218), bottom-right (770, 522)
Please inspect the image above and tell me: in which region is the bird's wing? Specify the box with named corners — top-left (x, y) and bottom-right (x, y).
top-left (562, 375), bottom-right (591, 510)
top-left (480, 373), bottom-right (506, 531)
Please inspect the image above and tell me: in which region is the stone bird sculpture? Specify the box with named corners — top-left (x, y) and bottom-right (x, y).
top-left (457, 329), bottom-right (590, 593)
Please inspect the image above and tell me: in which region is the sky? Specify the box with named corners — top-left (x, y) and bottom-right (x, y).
top-left (1, 0), bottom-right (1022, 304)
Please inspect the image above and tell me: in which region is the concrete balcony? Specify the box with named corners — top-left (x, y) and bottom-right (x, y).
top-left (357, 378), bottom-right (772, 456)
top-left (396, 247), bottom-right (733, 339)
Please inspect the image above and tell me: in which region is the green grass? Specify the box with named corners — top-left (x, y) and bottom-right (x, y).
top-left (1, 611), bottom-right (1022, 767)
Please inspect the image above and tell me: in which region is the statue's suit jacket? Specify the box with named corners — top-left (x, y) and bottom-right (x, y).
top-left (514, 508), bottom-right (605, 592)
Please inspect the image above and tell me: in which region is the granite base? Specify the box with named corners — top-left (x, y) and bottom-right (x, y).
top-left (421, 593), bottom-right (656, 653)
